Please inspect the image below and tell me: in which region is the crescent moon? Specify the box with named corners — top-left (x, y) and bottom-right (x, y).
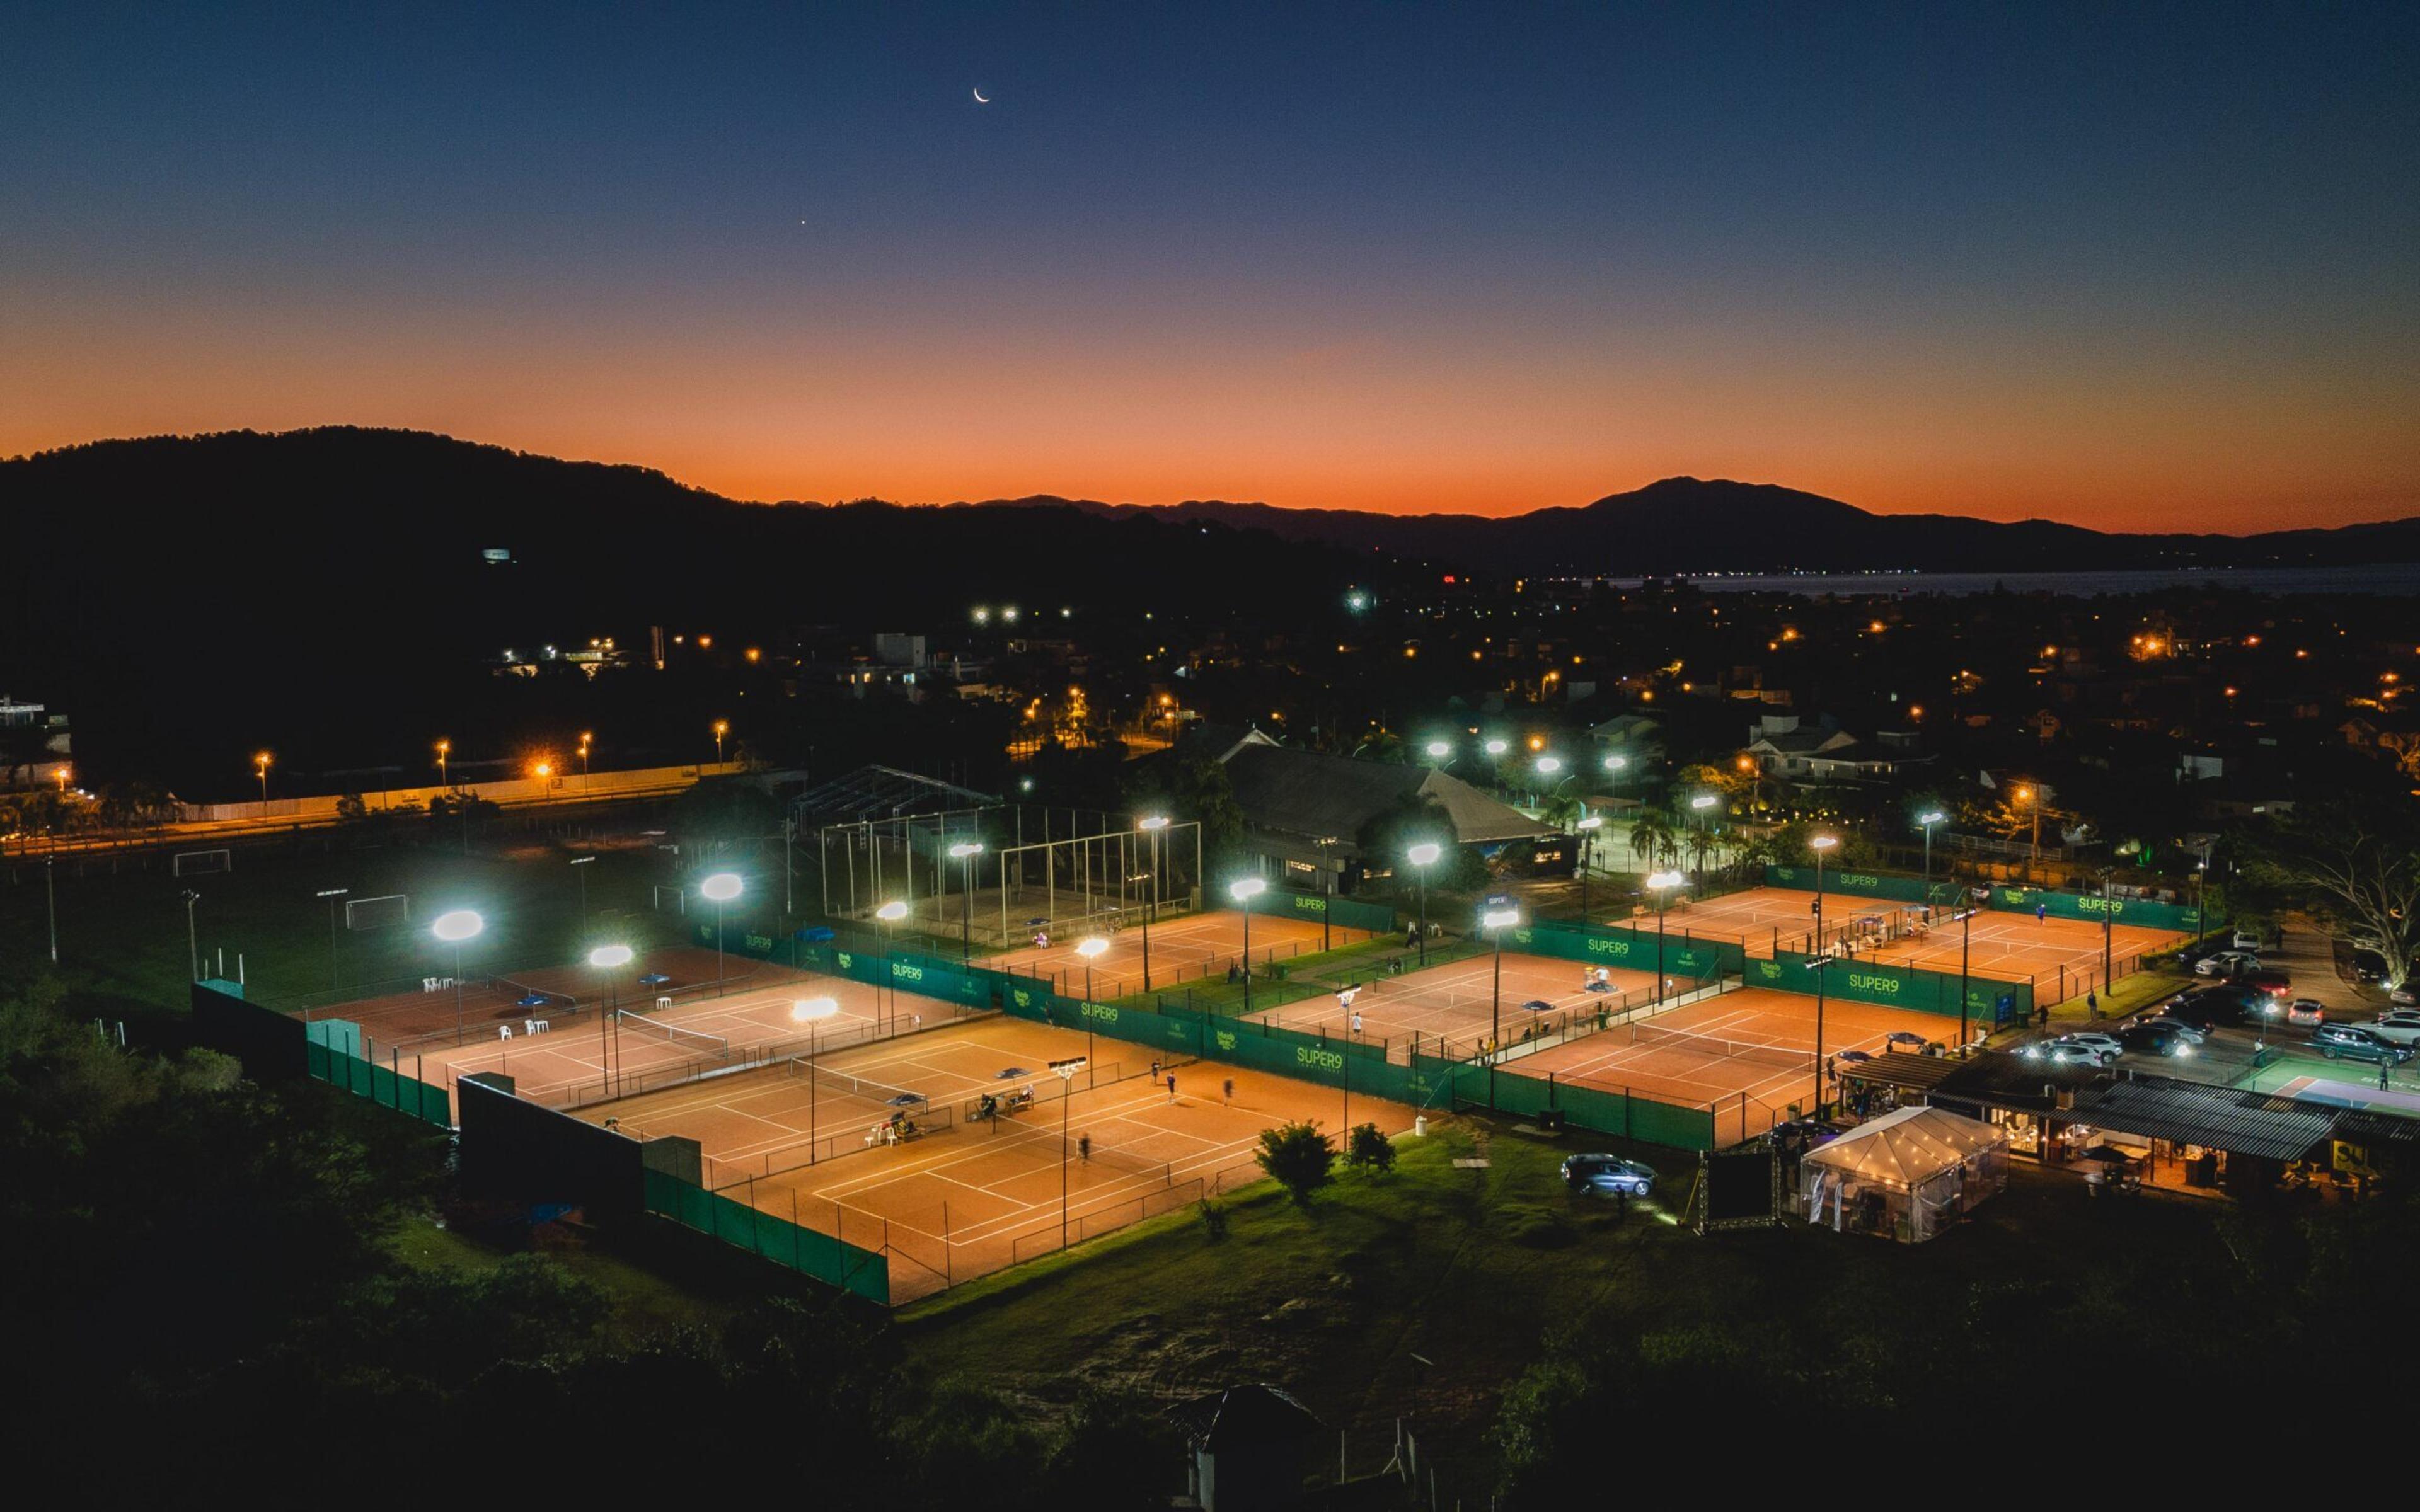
top-left (972, 88), bottom-right (989, 103)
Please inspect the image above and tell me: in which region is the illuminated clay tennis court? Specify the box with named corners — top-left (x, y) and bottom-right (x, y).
top-left (1247, 949), bottom-right (1669, 1063)
top-left (401, 967), bottom-right (981, 1109)
top-left (300, 943), bottom-right (800, 1051)
top-left (984, 907), bottom-right (1376, 1000)
top-left (1514, 987), bottom-right (1976, 1146)
top-left (1672, 886), bottom-right (2186, 999)
top-left (580, 1014), bottom-right (1412, 1301)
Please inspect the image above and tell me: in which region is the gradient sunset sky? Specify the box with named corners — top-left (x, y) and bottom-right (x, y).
top-left (5, 3), bottom-right (2416, 530)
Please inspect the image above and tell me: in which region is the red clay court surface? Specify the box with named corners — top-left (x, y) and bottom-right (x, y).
top-left (580, 1014), bottom-right (1412, 1301)
top-left (1670, 886), bottom-right (2187, 999)
top-left (1515, 986), bottom-right (1977, 1146)
top-left (983, 907), bottom-right (1376, 1000)
top-left (302, 944), bottom-right (790, 1049)
top-left (1248, 949), bottom-right (1669, 1063)
top-left (313, 947), bottom-right (980, 1109)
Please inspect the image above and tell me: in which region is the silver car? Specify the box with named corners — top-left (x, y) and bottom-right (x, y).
top-left (2370, 1009), bottom-right (2420, 1046)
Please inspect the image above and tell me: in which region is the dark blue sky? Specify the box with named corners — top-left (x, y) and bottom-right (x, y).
top-left (6, 2), bottom-right (2415, 525)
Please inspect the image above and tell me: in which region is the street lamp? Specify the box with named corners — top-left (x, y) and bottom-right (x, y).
top-left (1406, 842), bottom-right (1441, 965)
top-left (182, 889), bottom-right (200, 982)
top-left (435, 738), bottom-right (451, 787)
top-left (591, 943), bottom-right (633, 1091)
top-left (875, 900), bottom-right (909, 1030)
top-left (1230, 877), bottom-right (1267, 1013)
top-left (712, 719), bottom-right (730, 764)
top-left (1917, 810), bottom-right (1947, 905)
top-left (1688, 793), bottom-right (1717, 886)
top-left (2015, 784), bottom-right (2041, 862)
top-left (570, 854), bottom-right (595, 928)
top-left (1076, 936), bottom-right (1110, 1060)
top-left (700, 873), bottom-right (742, 995)
top-left (1482, 905), bottom-right (1521, 1105)
top-left (315, 886), bottom-right (350, 992)
top-left (948, 842), bottom-right (985, 962)
top-left (254, 750), bottom-right (273, 804)
top-left (1809, 833), bottom-right (1838, 953)
top-left (431, 908), bottom-right (485, 1046)
top-left (1645, 869), bottom-right (1685, 1004)
top-left (1138, 816), bottom-right (1170, 991)
top-left (1425, 740), bottom-right (1451, 760)
top-left (1575, 816), bottom-right (1603, 924)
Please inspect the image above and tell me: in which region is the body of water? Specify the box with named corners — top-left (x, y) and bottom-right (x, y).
top-left (1659, 564), bottom-right (2420, 598)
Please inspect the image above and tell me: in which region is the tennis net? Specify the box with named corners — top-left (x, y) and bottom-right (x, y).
top-left (614, 1010), bottom-right (730, 1059)
top-left (786, 1056), bottom-right (929, 1109)
top-left (1627, 1021), bottom-right (1812, 1073)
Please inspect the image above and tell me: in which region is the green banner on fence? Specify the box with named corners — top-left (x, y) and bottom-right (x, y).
top-left (1984, 886), bottom-right (2201, 934)
top-left (1763, 865), bottom-right (1943, 903)
top-left (1745, 950), bottom-right (2031, 1023)
top-left (642, 1168), bottom-right (889, 1304)
top-left (1506, 919), bottom-right (1744, 980)
top-left (1269, 889), bottom-right (1397, 935)
top-left (304, 1030), bottom-right (452, 1128)
top-left (1406, 1053), bottom-right (1715, 1150)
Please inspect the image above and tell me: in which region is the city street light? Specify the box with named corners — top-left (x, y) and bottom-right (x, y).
top-left (948, 842), bottom-right (986, 962)
top-left (1230, 877), bottom-right (1267, 1013)
top-left (1425, 740), bottom-right (1451, 759)
top-left (1807, 836), bottom-right (1838, 1110)
top-left (1138, 816), bottom-right (1170, 990)
top-left (1575, 815), bottom-right (1603, 924)
top-left (700, 873), bottom-right (742, 995)
top-left (591, 943), bottom-right (634, 1091)
top-left (1482, 905), bottom-right (1521, 1106)
top-left (315, 886), bottom-right (350, 992)
top-left (182, 889), bottom-right (200, 982)
top-left (2015, 784), bottom-right (2041, 861)
top-left (1406, 842), bottom-right (1441, 964)
top-left (875, 900), bottom-right (909, 1029)
top-left (1076, 936), bottom-right (1110, 1060)
top-left (1917, 810), bottom-right (1947, 904)
top-left (1645, 869), bottom-right (1685, 1003)
top-left (254, 750), bottom-right (273, 804)
top-left (1809, 834), bottom-right (1838, 951)
top-left (1688, 793), bottom-right (1717, 886)
top-left (712, 719), bottom-right (730, 764)
top-left (431, 908), bottom-right (485, 1045)
top-left (435, 739), bottom-right (450, 787)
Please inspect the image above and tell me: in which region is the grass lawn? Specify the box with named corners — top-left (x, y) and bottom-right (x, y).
top-left (897, 1111), bottom-right (2237, 1499)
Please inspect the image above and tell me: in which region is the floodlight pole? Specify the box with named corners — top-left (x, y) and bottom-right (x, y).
top-left (318, 886), bottom-right (349, 992)
top-left (183, 890), bottom-right (200, 982)
top-left (1241, 893), bottom-right (1255, 1016)
top-left (1144, 826), bottom-right (1160, 992)
top-left (46, 855), bottom-right (58, 965)
top-left (452, 944), bottom-right (466, 1046)
top-left (715, 896), bottom-right (727, 994)
top-left (1490, 923), bottom-right (1505, 1109)
top-left (1958, 900), bottom-right (1973, 1049)
top-left (1417, 864), bottom-right (1430, 966)
top-left (1656, 890), bottom-right (1669, 1005)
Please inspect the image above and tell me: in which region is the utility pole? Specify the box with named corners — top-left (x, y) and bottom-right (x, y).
top-left (316, 886), bottom-right (349, 990)
top-left (183, 890), bottom-right (200, 982)
top-left (46, 855), bottom-right (59, 965)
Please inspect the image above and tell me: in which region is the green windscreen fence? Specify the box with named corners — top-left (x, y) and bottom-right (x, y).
top-left (1407, 1054), bottom-right (1717, 1150)
top-left (1507, 920), bottom-right (1744, 980)
top-left (1745, 951), bottom-right (2031, 1023)
top-left (643, 1169), bottom-right (889, 1305)
top-left (1269, 889), bottom-right (1398, 935)
top-left (1983, 886), bottom-right (2201, 934)
top-left (303, 1020), bottom-right (452, 1128)
top-left (1763, 865), bottom-right (1943, 903)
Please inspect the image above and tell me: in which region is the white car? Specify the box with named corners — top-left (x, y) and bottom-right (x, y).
top-left (2196, 951), bottom-right (2257, 978)
top-left (2370, 1009), bottom-right (2420, 1046)
top-left (2232, 929), bottom-right (2264, 951)
top-left (2056, 1031), bottom-right (2126, 1059)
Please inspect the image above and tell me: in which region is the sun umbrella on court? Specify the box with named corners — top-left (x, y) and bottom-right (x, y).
top-left (885, 1092), bottom-right (926, 1107)
top-left (1521, 999), bottom-right (1554, 1012)
top-left (995, 1067), bottom-right (1028, 1079)
top-left (1836, 1048), bottom-right (1876, 1062)
top-left (637, 973), bottom-right (671, 988)
top-left (1885, 1031), bottom-right (1928, 1049)
top-left (516, 994), bottom-right (553, 1009)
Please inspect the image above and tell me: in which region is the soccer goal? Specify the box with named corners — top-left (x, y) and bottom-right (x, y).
top-left (172, 848), bottom-right (233, 877)
top-left (345, 893), bottom-right (411, 931)
top-left (652, 885), bottom-right (686, 915)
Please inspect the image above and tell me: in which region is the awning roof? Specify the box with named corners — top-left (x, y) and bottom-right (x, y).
top-left (1801, 1105), bottom-right (2008, 1188)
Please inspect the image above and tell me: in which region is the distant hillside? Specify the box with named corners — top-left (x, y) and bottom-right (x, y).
top-left (0, 428), bottom-right (1397, 788)
top-left (971, 478), bottom-right (2420, 575)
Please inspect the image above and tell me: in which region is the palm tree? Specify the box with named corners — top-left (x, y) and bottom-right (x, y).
top-left (1628, 810), bottom-right (1676, 872)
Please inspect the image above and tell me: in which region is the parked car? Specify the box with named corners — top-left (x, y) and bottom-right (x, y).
top-left (2284, 998), bottom-right (2326, 1027)
top-left (1562, 1154), bottom-right (1656, 1195)
top-left (2129, 1012), bottom-right (2210, 1043)
top-left (2232, 929), bottom-right (2265, 951)
top-left (2056, 1031), bottom-right (2126, 1059)
top-left (2392, 984), bottom-right (2418, 1008)
top-left (2197, 951), bottom-right (2259, 978)
top-left (2160, 991), bottom-right (2253, 1028)
top-left (2023, 1040), bottom-right (2115, 1068)
top-left (2309, 1024), bottom-right (2414, 1066)
top-left (2367, 1009), bottom-right (2420, 1046)
top-left (2116, 1023), bottom-right (2198, 1059)
top-left (2244, 968), bottom-right (2292, 999)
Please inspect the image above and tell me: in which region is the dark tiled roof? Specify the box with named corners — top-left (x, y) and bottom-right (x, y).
top-left (786, 764), bottom-right (998, 823)
top-left (1219, 745), bottom-right (1548, 849)
top-left (1935, 1054), bottom-right (2340, 1162)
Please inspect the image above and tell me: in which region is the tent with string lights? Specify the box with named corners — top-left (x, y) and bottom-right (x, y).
top-left (1799, 1104), bottom-right (2009, 1242)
